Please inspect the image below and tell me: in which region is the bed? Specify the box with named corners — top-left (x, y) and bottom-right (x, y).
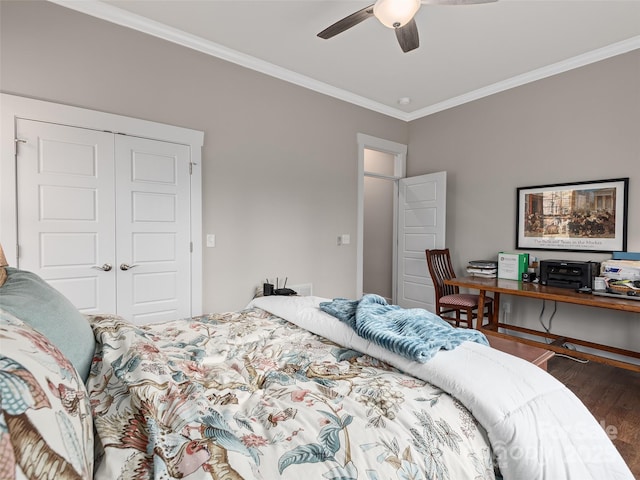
top-left (0, 266), bottom-right (634, 480)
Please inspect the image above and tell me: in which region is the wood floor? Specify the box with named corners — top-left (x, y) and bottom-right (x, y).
top-left (547, 356), bottom-right (640, 478)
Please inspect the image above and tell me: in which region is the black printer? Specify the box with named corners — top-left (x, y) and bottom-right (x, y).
top-left (539, 260), bottom-right (600, 290)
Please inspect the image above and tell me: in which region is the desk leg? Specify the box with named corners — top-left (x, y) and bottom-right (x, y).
top-left (491, 292), bottom-right (500, 328)
top-left (476, 291), bottom-right (486, 330)
top-left (477, 290), bottom-right (499, 329)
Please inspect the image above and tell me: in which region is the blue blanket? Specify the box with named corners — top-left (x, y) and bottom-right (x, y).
top-left (320, 294), bottom-right (488, 363)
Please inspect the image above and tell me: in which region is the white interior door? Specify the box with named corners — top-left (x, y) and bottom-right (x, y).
top-left (114, 135), bottom-right (192, 324)
top-left (396, 171), bottom-right (446, 310)
top-left (16, 119), bottom-right (117, 312)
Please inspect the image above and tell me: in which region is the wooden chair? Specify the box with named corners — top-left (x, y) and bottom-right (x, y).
top-left (425, 248), bottom-right (493, 328)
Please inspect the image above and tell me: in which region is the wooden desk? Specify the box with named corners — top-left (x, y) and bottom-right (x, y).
top-left (445, 276), bottom-right (640, 372)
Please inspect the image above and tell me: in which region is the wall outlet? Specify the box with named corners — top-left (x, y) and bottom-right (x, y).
top-left (503, 302), bottom-right (511, 314)
top-left (206, 234), bottom-right (215, 247)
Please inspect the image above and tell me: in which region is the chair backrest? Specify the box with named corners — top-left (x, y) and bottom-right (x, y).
top-left (425, 248), bottom-right (459, 299)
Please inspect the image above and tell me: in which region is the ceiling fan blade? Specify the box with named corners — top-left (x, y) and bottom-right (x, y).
top-left (317, 4), bottom-right (375, 39)
top-left (395, 19), bottom-right (419, 52)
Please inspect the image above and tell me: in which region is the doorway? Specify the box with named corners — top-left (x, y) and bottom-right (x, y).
top-left (357, 133), bottom-right (447, 310)
top-left (363, 150), bottom-right (396, 303)
top-left (356, 134), bottom-right (407, 303)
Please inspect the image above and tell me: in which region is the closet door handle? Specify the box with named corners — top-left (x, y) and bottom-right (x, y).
top-left (92, 263), bottom-right (112, 272)
top-left (119, 263), bottom-right (138, 271)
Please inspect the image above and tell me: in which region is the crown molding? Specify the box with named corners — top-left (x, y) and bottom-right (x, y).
top-left (48, 0), bottom-right (408, 120)
top-left (49, 1), bottom-right (639, 123)
top-left (405, 35), bottom-right (640, 121)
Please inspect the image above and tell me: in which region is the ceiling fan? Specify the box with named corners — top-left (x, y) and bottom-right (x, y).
top-left (317, 0), bottom-right (497, 53)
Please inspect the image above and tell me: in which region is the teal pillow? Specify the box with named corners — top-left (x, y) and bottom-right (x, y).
top-left (0, 267), bottom-right (95, 381)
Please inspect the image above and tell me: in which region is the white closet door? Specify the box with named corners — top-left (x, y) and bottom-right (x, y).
top-left (16, 119), bottom-right (117, 312)
top-left (114, 135), bottom-right (192, 324)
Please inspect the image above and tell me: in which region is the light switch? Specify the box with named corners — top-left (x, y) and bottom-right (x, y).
top-left (206, 234), bottom-right (216, 247)
top-left (337, 234), bottom-right (351, 246)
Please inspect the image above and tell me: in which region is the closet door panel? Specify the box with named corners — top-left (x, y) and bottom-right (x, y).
top-left (16, 119), bottom-right (116, 313)
top-left (115, 135), bottom-right (191, 324)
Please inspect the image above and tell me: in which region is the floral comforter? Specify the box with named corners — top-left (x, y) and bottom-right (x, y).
top-left (88, 307), bottom-right (496, 480)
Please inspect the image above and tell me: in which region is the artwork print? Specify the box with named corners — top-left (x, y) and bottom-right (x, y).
top-left (516, 178), bottom-right (629, 252)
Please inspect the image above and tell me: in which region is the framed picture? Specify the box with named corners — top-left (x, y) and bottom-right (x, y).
top-left (516, 178), bottom-right (629, 252)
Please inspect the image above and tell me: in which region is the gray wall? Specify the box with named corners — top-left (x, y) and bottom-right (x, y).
top-left (408, 50), bottom-right (640, 352)
top-left (0, 0), bottom-right (408, 311)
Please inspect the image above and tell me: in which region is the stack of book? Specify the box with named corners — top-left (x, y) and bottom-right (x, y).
top-left (466, 260), bottom-right (498, 278)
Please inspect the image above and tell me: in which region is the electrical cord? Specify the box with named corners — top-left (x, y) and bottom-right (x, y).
top-left (538, 300), bottom-right (589, 364)
top-left (555, 352), bottom-right (590, 364)
top-left (537, 300), bottom-right (557, 337)
top-left (538, 300), bottom-right (547, 333)
top-left (557, 342), bottom-right (590, 363)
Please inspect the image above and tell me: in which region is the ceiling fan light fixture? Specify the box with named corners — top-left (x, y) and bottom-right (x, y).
top-left (374, 0), bottom-right (421, 28)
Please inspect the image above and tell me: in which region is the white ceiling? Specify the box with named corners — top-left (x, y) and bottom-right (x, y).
top-left (53, 0), bottom-right (640, 121)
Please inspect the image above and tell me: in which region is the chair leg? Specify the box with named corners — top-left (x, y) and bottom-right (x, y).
top-left (466, 307), bottom-right (474, 329)
top-left (439, 308), bottom-right (452, 327)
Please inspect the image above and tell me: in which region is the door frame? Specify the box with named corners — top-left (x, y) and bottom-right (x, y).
top-left (356, 133), bottom-right (407, 302)
top-left (0, 93), bottom-right (205, 315)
